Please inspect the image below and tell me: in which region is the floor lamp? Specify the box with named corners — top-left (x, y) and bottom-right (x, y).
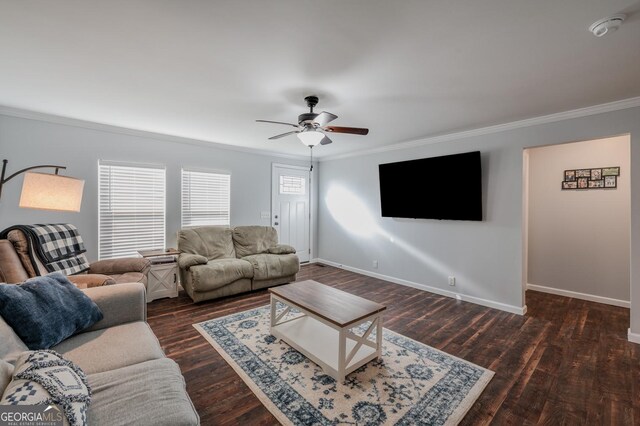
top-left (0, 159), bottom-right (85, 212)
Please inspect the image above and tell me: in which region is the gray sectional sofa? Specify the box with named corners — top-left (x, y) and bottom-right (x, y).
top-left (178, 226), bottom-right (300, 302)
top-left (0, 283), bottom-right (199, 426)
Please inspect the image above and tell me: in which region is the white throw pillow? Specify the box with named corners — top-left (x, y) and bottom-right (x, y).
top-left (0, 350), bottom-right (91, 426)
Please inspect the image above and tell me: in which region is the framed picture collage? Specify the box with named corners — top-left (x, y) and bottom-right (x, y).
top-left (562, 167), bottom-right (619, 190)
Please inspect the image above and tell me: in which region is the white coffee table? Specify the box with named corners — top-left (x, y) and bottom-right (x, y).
top-left (269, 280), bottom-right (386, 382)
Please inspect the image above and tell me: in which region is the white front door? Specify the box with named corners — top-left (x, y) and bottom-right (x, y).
top-left (272, 164), bottom-right (310, 262)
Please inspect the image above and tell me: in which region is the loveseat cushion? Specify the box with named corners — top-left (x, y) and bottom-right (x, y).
top-left (88, 358), bottom-right (199, 426)
top-left (233, 226), bottom-right (278, 258)
top-left (53, 322), bottom-right (165, 375)
top-left (242, 253), bottom-right (299, 281)
top-left (0, 360), bottom-right (13, 392)
top-left (107, 271), bottom-right (147, 285)
top-left (0, 315), bottom-right (28, 363)
top-left (178, 226), bottom-right (236, 260)
top-left (189, 258), bottom-right (253, 292)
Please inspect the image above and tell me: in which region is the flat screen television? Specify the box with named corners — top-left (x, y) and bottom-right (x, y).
top-left (379, 151), bottom-right (482, 221)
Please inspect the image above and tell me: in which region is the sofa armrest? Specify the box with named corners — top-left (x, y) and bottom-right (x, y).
top-left (67, 274), bottom-right (115, 288)
top-left (89, 257), bottom-right (150, 275)
top-left (267, 244), bottom-right (297, 255)
top-left (81, 283), bottom-right (146, 332)
top-left (178, 253), bottom-right (208, 270)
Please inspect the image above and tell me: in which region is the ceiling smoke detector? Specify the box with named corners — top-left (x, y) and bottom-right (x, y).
top-left (589, 14), bottom-right (626, 37)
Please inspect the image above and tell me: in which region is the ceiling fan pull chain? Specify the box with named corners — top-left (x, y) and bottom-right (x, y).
top-left (309, 146), bottom-right (313, 172)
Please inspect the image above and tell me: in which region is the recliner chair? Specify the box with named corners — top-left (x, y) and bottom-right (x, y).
top-left (0, 230), bottom-right (149, 288)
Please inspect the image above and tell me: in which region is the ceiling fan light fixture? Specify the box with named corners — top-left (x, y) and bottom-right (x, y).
top-left (297, 129), bottom-right (324, 147)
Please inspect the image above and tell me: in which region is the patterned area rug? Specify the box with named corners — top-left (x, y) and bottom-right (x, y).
top-left (194, 305), bottom-right (493, 425)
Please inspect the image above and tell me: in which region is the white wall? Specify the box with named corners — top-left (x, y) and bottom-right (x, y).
top-left (0, 113), bottom-right (318, 261)
top-left (527, 135), bottom-right (630, 303)
top-left (317, 106), bottom-right (640, 321)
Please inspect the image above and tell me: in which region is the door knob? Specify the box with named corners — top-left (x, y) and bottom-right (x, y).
top-left (274, 222), bottom-right (279, 225)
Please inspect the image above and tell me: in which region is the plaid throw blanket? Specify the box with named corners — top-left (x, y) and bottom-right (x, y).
top-left (0, 224), bottom-right (90, 276)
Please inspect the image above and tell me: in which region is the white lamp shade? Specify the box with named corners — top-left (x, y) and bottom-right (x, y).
top-left (19, 172), bottom-right (85, 212)
top-left (297, 130), bottom-right (324, 147)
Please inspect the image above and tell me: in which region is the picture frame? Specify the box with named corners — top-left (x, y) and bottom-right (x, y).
top-left (562, 166), bottom-right (619, 191)
top-left (577, 177), bottom-right (588, 189)
top-left (602, 167), bottom-right (620, 176)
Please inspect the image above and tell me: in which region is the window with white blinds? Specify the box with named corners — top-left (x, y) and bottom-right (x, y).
top-left (98, 161), bottom-right (166, 259)
top-left (181, 169), bottom-right (231, 227)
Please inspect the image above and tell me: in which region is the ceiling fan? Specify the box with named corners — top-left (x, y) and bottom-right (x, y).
top-left (256, 96), bottom-right (369, 147)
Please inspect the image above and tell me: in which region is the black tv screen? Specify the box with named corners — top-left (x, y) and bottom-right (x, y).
top-left (379, 151), bottom-right (482, 221)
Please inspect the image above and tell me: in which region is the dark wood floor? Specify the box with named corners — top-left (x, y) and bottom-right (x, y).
top-left (147, 263), bottom-right (639, 425)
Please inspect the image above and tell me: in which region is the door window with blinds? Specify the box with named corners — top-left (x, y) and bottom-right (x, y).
top-left (181, 169), bottom-right (231, 227)
top-left (98, 161), bottom-right (166, 259)
top-left (279, 175), bottom-right (306, 195)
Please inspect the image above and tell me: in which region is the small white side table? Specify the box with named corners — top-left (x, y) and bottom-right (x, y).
top-left (138, 249), bottom-right (180, 303)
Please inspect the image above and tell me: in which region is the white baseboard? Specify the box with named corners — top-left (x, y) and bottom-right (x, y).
top-left (526, 283), bottom-right (629, 308)
top-left (628, 329), bottom-right (640, 344)
top-left (314, 258), bottom-right (527, 315)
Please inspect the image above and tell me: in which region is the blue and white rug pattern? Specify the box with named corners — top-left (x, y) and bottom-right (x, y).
top-left (194, 305), bottom-right (493, 425)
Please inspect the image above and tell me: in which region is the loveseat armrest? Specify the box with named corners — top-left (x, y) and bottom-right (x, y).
top-left (267, 244), bottom-right (297, 255)
top-left (89, 257), bottom-right (150, 275)
top-left (67, 273), bottom-right (115, 288)
top-left (81, 283), bottom-right (146, 332)
top-left (178, 253), bottom-right (208, 270)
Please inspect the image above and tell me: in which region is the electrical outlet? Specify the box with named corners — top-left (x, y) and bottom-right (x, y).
top-left (448, 276), bottom-right (456, 286)
top-left (373, 260), bottom-right (378, 269)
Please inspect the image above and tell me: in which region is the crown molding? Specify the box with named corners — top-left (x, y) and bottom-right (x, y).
top-left (320, 96), bottom-right (640, 162)
top-left (2, 96), bottom-right (638, 163)
top-left (0, 105), bottom-right (309, 161)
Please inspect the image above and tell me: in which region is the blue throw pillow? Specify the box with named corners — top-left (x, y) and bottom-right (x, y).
top-left (0, 272), bottom-right (103, 350)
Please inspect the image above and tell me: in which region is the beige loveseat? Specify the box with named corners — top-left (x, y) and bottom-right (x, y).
top-left (177, 226), bottom-right (299, 302)
top-left (0, 283), bottom-right (199, 426)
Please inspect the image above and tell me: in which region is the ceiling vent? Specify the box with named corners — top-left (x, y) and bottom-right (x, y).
top-left (589, 14), bottom-right (626, 37)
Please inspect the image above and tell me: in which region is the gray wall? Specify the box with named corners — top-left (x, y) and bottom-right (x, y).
top-left (0, 113), bottom-right (318, 261)
top-left (526, 135), bottom-right (630, 302)
top-left (317, 107), bottom-right (640, 320)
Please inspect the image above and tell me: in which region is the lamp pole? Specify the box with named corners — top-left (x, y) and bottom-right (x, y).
top-left (0, 159), bottom-right (67, 200)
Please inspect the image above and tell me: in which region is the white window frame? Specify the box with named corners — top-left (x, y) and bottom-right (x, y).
top-left (181, 167), bottom-right (231, 228)
top-left (98, 160), bottom-right (166, 259)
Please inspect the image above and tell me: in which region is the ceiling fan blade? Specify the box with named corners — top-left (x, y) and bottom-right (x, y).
top-left (319, 135), bottom-right (333, 145)
top-left (324, 126), bottom-right (369, 135)
top-left (256, 119), bottom-right (299, 129)
top-left (268, 131), bottom-right (299, 140)
top-left (314, 111), bottom-right (338, 126)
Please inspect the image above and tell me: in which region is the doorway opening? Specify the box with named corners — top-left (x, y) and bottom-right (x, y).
top-left (522, 134), bottom-right (631, 308)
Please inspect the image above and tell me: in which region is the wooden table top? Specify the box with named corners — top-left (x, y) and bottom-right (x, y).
top-left (269, 280), bottom-right (386, 327)
top-left (138, 248), bottom-right (180, 257)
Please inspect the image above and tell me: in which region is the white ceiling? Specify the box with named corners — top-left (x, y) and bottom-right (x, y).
top-left (1, 1), bottom-right (639, 158)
